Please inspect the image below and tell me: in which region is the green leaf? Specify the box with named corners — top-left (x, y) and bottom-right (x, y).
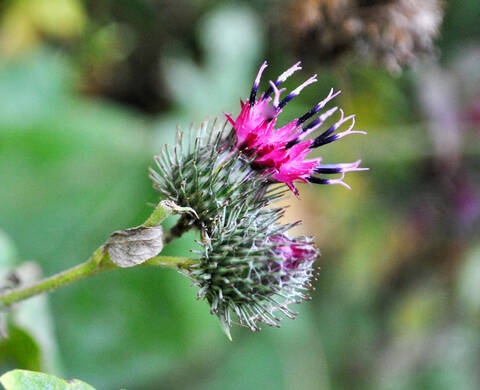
top-left (0, 325), bottom-right (41, 371)
top-left (0, 369), bottom-right (95, 390)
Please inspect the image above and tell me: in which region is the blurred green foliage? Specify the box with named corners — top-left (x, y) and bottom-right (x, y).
top-left (0, 1), bottom-right (479, 390)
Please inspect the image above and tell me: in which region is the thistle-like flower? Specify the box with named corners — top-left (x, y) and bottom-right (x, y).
top-left (226, 61), bottom-right (367, 195)
top-left (188, 205), bottom-right (318, 337)
top-left (150, 121), bottom-right (318, 334)
top-left (150, 61), bottom-right (367, 335)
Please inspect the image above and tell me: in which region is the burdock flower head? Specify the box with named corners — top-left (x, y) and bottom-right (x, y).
top-left (150, 61), bottom-right (367, 335)
top-left (226, 61), bottom-right (367, 195)
top-left (0, 61), bottom-right (368, 343)
top-left (189, 205), bottom-right (318, 338)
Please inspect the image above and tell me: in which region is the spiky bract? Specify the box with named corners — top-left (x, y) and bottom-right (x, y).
top-left (149, 120), bottom-right (285, 232)
top-left (189, 205), bottom-right (318, 334)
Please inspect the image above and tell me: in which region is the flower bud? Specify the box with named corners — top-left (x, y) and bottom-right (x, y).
top-left (186, 206), bottom-right (318, 337)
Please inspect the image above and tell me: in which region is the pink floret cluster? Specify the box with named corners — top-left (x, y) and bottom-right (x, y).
top-left (226, 61), bottom-right (367, 196)
top-left (227, 99), bottom-right (318, 194)
top-left (271, 234), bottom-right (318, 272)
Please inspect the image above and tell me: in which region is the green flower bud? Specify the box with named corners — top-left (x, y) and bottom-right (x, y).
top-left (186, 206), bottom-right (318, 337)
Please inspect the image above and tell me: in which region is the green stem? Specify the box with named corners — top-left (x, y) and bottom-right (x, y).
top-left (0, 201), bottom-right (197, 309)
top-left (143, 255), bottom-right (198, 269)
top-left (0, 248), bottom-right (111, 308)
top-left (0, 250), bottom-right (194, 308)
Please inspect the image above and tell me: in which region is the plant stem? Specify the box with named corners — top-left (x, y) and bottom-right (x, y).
top-left (0, 248), bottom-right (110, 308)
top-left (143, 255), bottom-right (198, 269)
top-left (0, 201), bottom-right (196, 308)
top-left (0, 250), bottom-right (194, 308)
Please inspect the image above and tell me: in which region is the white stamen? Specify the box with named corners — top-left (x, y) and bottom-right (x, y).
top-left (254, 61), bottom-right (268, 88)
top-left (299, 107), bottom-right (339, 140)
top-left (320, 106), bottom-right (340, 123)
top-left (335, 109), bottom-right (346, 128)
top-left (318, 160), bottom-right (370, 172)
top-left (290, 74), bottom-right (318, 97)
top-left (269, 81), bottom-right (285, 108)
top-left (316, 88), bottom-right (342, 111)
top-left (328, 173), bottom-right (351, 189)
top-left (334, 115), bottom-right (367, 139)
top-left (277, 61), bottom-right (302, 84)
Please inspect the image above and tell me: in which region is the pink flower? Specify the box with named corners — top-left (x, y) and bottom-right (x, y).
top-left (271, 234), bottom-right (318, 272)
top-left (226, 61), bottom-right (367, 195)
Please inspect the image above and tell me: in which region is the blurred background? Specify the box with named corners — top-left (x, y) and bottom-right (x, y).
top-left (0, 0), bottom-right (479, 389)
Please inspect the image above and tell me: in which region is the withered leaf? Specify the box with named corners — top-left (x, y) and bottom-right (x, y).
top-left (106, 225), bottom-right (163, 268)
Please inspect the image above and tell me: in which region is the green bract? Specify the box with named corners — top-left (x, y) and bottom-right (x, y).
top-left (150, 120), bottom-right (284, 231)
top-left (190, 206), bottom-right (318, 338)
